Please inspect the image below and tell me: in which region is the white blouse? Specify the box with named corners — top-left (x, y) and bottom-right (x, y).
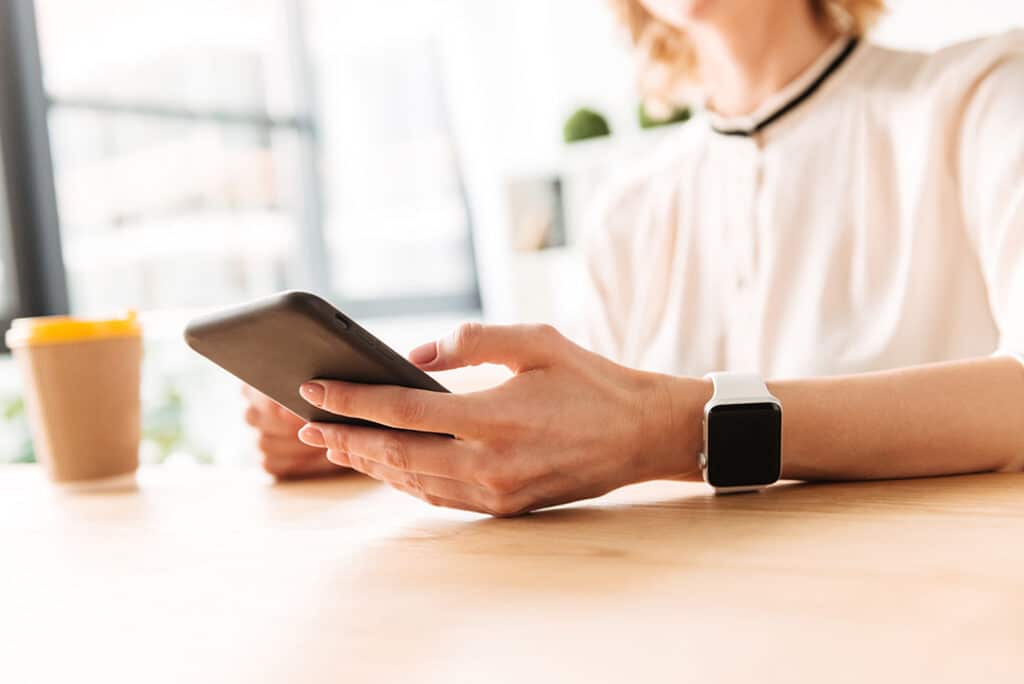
top-left (582, 31), bottom-right (1024, 378)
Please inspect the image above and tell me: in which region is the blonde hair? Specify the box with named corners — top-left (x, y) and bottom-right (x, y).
top-left (610, 0), bottom-right (886, 114)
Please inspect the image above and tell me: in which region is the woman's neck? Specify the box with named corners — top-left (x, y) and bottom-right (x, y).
top-left (688, 1), bottom-right (840, 118)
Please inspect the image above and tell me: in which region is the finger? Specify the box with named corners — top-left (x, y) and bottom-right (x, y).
top-left (331, 449), bottom-right (532, 516)
top-left (258, 433), bottom-right (323, 459)
top-left (244, 404), bottom-right (305, 437)
top-left (299, 423), bottom-right (477, 479)
top-left (335, 451), bottom-right (487, 510)
top-left (408, 322), bottom-right (564, 373)
top-left (260, 443), bottom-right (341, 479)
top-left (266, 454), bottom-right (346, 480)
top-left (242, 383), bottom-right (276, 409)
top-left (299, 380), bottom-right (486, 435)
top-left (244, 384), bottom-right (303, 419)
top-left (389, 480), bottom-right (489, 514)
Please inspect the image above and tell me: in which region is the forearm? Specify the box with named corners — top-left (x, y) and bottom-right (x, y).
top-left (769, 357), bottom-right (1024, 480)
top-left (653, 356), bottom-right (1024, 483)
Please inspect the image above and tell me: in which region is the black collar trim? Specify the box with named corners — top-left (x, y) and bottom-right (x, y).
top-left (711, 38), bottom-right (859, 138)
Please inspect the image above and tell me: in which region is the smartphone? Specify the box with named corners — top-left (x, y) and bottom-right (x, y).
top-left (184, 290), bottom-right (449, 426)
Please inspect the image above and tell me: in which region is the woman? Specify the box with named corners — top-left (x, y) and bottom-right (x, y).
top-left (245, 0), bottom-right (1024, 514)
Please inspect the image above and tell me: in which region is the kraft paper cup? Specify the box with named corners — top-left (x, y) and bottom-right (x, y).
top-left (6, 313), bottom-right (142, 487)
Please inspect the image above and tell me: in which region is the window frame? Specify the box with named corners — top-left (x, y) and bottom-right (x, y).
top-left (0, 0), bottom-right (70, 350)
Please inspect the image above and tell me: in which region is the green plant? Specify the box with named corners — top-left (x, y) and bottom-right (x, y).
top-left (563, 108), bottom-right (611, 143)
top-left (638, 102), bottom-right (691, 129)
top-left (141, 380), bottom-right (214, 464)
top-left (2, 395), bottom-right (23, 421)
top-left (143, 383), bottom-right (186, 462)
top-left (1, 395), bottom-right (35, 463)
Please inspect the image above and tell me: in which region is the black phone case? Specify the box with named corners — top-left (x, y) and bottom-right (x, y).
top-left (184, 290), bottom-right (449, 425)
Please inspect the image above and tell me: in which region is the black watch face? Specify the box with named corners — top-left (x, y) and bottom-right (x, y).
top-left (706, 402), bottom-right (782, 488)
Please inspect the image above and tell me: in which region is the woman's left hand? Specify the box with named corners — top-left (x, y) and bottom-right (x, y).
top-left (296, 323), bottom-right (709, 515)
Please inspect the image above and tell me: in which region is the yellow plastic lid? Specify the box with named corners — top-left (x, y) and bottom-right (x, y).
top-left (5, 311), bottom-right (141, 348)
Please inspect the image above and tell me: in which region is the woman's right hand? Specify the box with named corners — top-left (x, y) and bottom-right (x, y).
top-left (242, 385), bottom-right (348, 479)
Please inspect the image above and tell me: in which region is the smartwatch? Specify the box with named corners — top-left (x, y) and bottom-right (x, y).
top-left (700, 372), bottom-right (783, 494)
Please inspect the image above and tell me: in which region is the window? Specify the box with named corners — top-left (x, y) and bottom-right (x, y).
top-left (31, 0), bottom-right (479, 317)
top-left (0, 0), bottom-right (481, 464)
top-left (305, 1), bottom-right (479, 314)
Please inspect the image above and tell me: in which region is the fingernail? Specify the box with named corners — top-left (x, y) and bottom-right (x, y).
top-left (298, 424), bottom-right (325, 447)
top-left (409, 341), bottom-right (438, 365)
top-left (300, 382), bottom-right (325, 406)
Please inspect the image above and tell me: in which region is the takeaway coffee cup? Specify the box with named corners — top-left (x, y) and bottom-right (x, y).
top-left (5, 313), bottom-right (142, 487)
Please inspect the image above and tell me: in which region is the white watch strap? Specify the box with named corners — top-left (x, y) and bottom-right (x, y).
top-left (704, 371), bottom-right (774, 403)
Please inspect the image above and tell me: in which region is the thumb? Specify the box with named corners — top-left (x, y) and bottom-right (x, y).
top-left (408, 323), bottom-right (563, 373)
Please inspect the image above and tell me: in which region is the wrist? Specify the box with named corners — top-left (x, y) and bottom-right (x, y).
top-left (636, 372), bottom-right (712, 481)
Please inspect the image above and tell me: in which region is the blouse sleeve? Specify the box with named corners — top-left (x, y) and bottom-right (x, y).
top-left (956, 41), bottom-right (1024, 365)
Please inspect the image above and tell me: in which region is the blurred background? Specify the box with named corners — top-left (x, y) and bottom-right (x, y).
top-left (1, 0), bottom-right (1022, 466)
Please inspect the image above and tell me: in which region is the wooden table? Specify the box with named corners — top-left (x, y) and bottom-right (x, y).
top-left (2, 464), bottom-right (1023, 683)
